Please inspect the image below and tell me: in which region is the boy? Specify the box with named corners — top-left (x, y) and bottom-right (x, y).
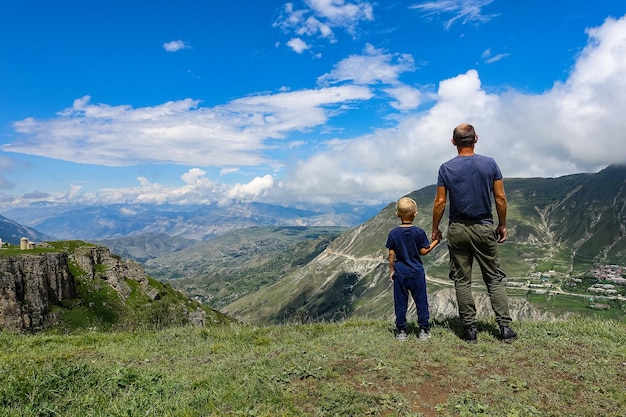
top-left (386, 197), bottom-right (441, 341)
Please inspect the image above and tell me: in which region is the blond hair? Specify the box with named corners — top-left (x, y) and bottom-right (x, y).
top-left (396, 197), bottom-right (417, 220)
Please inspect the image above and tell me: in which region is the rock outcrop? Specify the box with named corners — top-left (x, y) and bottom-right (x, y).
top-left (0, 245), bottom-right (208, 330)
top-left (71, 246), bottom-right (161, 301)
top-left (0, 253), bottom-right (75, 329)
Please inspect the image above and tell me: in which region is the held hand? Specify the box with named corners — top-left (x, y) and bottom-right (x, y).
top-left (432, 229), bottom-right (442, 242)
top-left (496, 225), bottom-right (507, 243)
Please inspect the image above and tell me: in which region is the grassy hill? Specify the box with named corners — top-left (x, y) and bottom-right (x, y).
top-left (0, 317), bottom-right (624, 416)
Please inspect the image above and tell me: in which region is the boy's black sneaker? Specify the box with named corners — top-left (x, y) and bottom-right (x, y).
top-left (463, 325), bottom-right (478, 344)
top-left (500, 326), bottom-right (518, 343)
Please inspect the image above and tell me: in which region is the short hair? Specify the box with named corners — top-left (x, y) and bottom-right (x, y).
top-left (453, 123), bottom-right (476, 146)
top-left (396, 197), bottom-right (417, 219)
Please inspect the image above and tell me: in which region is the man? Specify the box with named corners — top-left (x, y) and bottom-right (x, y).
top-left (432, 123), bottom-right (517, 344)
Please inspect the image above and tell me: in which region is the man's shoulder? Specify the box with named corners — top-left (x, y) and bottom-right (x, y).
top-left (474, 153), bottom-right (496, 161)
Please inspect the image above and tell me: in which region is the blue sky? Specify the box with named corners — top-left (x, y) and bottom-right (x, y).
top-left (1, 0), bottom-right (625, 210)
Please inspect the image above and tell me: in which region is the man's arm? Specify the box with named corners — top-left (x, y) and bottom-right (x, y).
top-left (432, 185), bottom-right (447, 241)
top-left (493, 179), bottom-right (507, 243)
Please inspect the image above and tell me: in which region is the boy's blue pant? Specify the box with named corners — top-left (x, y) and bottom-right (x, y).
top-left (393, 273), bottom-right (430, 331)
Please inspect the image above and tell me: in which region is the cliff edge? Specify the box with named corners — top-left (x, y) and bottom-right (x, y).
top-left (0, 243), bottom-right (229, 331)
top-left (0, 252), bottom-right (75, 329)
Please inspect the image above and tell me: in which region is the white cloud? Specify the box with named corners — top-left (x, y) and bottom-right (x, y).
top-left (220, 168), bottom-right (239, 176)
top-left (181, 168), bottom-right (212, 186)
top-left (411, 0), bottom-right (497, 29)
top-left (306, 0), bottom-right (373, 29)
top-left (318, 44), bottom-right (415, 85)
top-left (481, 48), bottom-right (510, 64)
top-left (6, 86), bottom-right (372, 167)
top-left (274, 0), bottom-right (374, 50)
top-left (287, 37), bottom-right (310, 53)
top-left (226, 175), bottom-right (274, 200)
top-left (484, 53), bottom-right (509, 64)
top-left (91, 169), bottom-right (222, 206)
top-left (163, 39), bottom-right (191, 52)
top-left (384, 85), bottom-right (422, 110)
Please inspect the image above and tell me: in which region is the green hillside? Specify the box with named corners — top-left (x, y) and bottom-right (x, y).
top-left (145, 226), bottom-right (346, 309)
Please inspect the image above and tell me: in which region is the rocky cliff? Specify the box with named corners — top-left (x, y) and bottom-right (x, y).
top-left (72, 246), bottom-right (161, 302)
top-left (0, 252), bottom-right (75, 329)
top-left (0, 245), bottom-right (210, 330)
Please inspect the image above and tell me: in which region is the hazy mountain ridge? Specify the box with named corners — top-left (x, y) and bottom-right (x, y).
top-left (96, 233), bottom-right (198, 262)
top-left (223, 165), bottom-right (626, 324)
top-left (1, 202), bottom-right (380, 241)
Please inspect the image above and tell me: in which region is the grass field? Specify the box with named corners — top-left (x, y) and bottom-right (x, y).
top-left (1, 316), bottom-right (625, 416)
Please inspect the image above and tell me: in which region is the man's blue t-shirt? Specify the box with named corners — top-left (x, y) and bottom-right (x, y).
top-left (437, 154), bottom-right (502, 224)
top-left (386, 226), bottom-right (429, 278)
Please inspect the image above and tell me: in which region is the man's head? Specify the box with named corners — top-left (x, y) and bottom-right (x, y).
top-left (452, 123), bottom-right (477, 147)
top-left (396, 197), bottom-right (417, 221)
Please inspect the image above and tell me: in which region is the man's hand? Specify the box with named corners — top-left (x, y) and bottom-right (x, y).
top-left (496, 225), bottom-right (507, 243)
top-left (431, 229), bottom-right (442, 242)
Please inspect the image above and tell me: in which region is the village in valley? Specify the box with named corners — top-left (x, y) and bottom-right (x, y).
top-left (504, 264), bottom-right (626, 310)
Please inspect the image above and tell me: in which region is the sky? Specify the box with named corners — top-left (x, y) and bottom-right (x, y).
top-left (1, 0), bottom-right (626, 211)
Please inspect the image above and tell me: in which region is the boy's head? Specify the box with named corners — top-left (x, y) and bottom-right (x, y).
top-left (396, 197), bottom-right (417, 222)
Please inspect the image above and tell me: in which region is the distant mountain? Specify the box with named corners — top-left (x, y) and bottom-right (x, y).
top-left (143, 226), bottom-right (346, 309)
top-left (96, 233), bottom-right (198, 263)
top-left (1, 202), bottom-right (381, 241)
top-left (222, 165), bottom-right (626, 324)
top-left (0, 214), bottom-right (51, 245)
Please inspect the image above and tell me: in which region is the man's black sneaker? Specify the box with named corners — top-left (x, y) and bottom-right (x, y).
top-left (500, 326), bottom-right (518, 343)
top-left (463, 325), bottom-right (478, 344)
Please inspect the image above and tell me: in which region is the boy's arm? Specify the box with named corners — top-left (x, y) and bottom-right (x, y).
top-left (388, 249), bottom-right (395, 281)
top-left (419, 238), bottom-right (440, 256)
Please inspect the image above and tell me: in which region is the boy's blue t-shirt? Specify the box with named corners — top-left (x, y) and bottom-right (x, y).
top-left (437, 154), bottom-right (502, 224)
top-left (386, 226), bottom-right (429, 277)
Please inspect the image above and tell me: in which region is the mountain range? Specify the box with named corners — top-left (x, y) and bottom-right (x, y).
top-left (1, 165), bottom-right (625, 325)
top-left (1, 201), bottom-right (380, 241)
